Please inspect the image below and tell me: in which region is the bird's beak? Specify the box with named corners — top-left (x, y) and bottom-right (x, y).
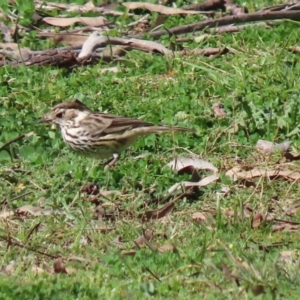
top-left (38, 115), bottom-right (52, 123)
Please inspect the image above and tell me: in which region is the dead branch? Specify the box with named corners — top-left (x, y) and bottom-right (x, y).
top-left (1, 43), bottom-right (230, 67)
top-left (0, 235), bottom-right (60, 259)
top-left (182, 0), bottom-right (226, 11)
top-left (213, 21), bottom-right (272, 33)
top-left (258, 2), bottom-right (300, 12)
top-left (9, 191), bottom-right (33, 202)
top-left (0, 49), bottom-right (77, 67)
top-left (122, 2), bottom-right (212, 15)
top-left (176, 21), bottom-right (274, 42)
top-left (1, 31), bottom-right (231, 67)
top-left (77, 32), bottom-right (171, 61)
top-left (134, 10), bottom-right (300, 39)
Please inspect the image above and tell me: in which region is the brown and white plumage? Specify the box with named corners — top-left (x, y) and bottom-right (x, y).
top-left (39, 99), bottom-right (194, 167)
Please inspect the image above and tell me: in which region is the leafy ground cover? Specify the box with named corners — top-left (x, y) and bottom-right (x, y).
top-left (2, 0), bottom-right (300, 298)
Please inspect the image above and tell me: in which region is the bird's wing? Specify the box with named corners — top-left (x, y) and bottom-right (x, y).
top-left (100, 113), bottom-right (154, 134)
top-left (79, 112), bottom-right (154, 137)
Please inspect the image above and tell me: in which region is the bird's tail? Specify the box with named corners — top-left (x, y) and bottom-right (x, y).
top-left (151, 126), bottom-right (194, 132)
top-left (132, 126), bottom-right (195, 136)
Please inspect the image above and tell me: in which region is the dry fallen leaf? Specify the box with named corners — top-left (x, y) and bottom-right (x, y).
top-left (167, 157), bottom-right (218, 173)
top-left (168, 174), bottom-right (219, 193)
top-left (123, 2), bottom-right (205, 15)
top-left (139, 201), bottom-right (175, 221)
top-left (226, 166), bottom-right (300, 182)
top-left (134, 229), bottom-right (154, 246)
top-left (252, 212), bottom-right (264, 228)
top-left (43, 16), bottom-right (108, 27)
top-left (271, 224), bottom-right (298, 232)
top-left (256, 139), bottom-right (292, 154)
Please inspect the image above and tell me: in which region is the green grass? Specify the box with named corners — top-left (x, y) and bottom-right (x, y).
top-left (2, 0), bottom-right (300, 298)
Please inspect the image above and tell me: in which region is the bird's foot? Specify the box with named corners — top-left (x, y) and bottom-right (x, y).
top-left (104, 153), bottom-right (119, 170)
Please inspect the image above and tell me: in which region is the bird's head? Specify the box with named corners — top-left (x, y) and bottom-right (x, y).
top-left (39, 99), bottom-right (91, 126)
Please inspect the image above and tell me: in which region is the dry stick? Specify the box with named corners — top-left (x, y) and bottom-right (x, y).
top-left (134, 10), bottom-right (300, 39)
top-left (212, 21), bottom-right (272, 34)
top-left (258, 3), bottom-right (300, 12)
top-left (128, 14), bottom-right (149, 27)
top-left (176, 24), bottom-right (259, 41)
top-left (0, 134), bottom-right (26, 151)
top-left (144, 267), bottom-right (161, 282)
top-left (4, 168), bottom-right (32, 174)
top-left (10, 191), bottom-right (33, 201)
top-left (182, 0), bottom-right (225, 11)
top-left (79, 34), bottom-right (227, 59)
top-left (78, 34), bottom-right (172, 60)
top-left (0, 235), bottom-right (60, 259)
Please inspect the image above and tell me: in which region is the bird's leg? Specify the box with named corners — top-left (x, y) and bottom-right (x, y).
top-left (104, 153), bottom-right (119, 170)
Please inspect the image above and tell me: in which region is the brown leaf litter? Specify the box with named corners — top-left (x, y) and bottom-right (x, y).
top-left (43, 16), bottom-right (108, 27)
top-left (226, 165), bottom-right (300, 182)
top-left (256, 139), bottom-right (292, 155)
top-left (123, 2), bottom-right (209, 15)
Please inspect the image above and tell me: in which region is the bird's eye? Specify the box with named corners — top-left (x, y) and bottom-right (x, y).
top-left (57, 112), bottom-right (64, 118)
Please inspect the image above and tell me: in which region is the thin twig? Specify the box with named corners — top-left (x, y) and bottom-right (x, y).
top-left (0, 132), bottom-right (34, 151)
top-left (133, 10), bottom-right (300, 39)
top-left (4, 168), bottom-right (32, 175)
top-left (0, 134), bottom-right (25, 151)
top-left (9, 191), bottom-right (33, 202)
top-left (127, 14), bottom-right (149, 27)
top-left (28, 179), bottom-right (46, 192)
top-left (0, 235), bottom-right (60, 259)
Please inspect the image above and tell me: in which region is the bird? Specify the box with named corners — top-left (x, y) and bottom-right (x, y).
top-left (39, 99), bottom-right (194, 168)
